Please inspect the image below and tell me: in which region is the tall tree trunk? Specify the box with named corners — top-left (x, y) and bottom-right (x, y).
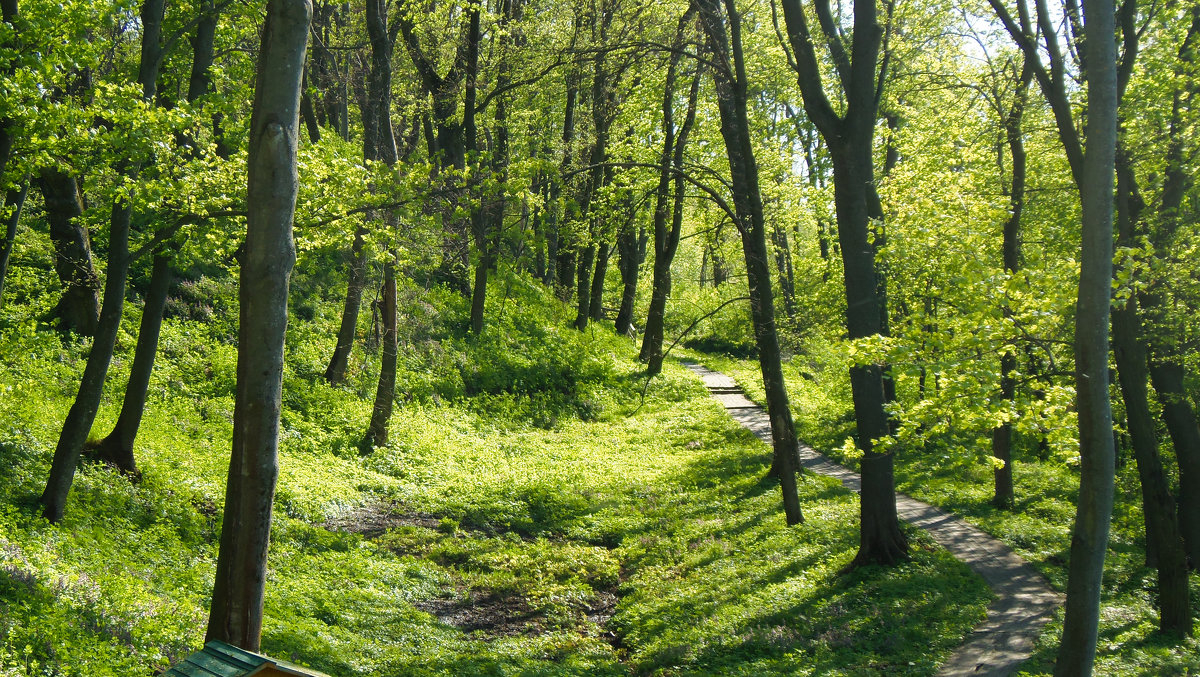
top-left (573, 243), bottom-right (595, 330)
top-left (324, 227), bottom-right (367, 384)
top-left (358, 0), bottom-right (400, 443)
top-left (327, 0), bottom-right (398, 380)
top-left (38, 170), bottom-right (100, 335)
top-left (1149, 359), bottom-right (1200, 566)
top-left (780, 0), bottom-right (906, 565)
top-left (614, 221), bottom-right (639, 336)
top-left (641, 29), bottom-right (700, 372)
top-left (697, 0), bottom-right (802, 526)
top-left (0, 184), bottom-right (28, 305)
top-left (1143, 5), bottom-right (1200, 566)
top-left (1055, 0), bottom-right (1119, 669)
top-left (770, 220), bottom-right (796, 320)
top-left (589, 242), bottom-right (610, 321)
top-left (206, 0), bottom-right (308, 651)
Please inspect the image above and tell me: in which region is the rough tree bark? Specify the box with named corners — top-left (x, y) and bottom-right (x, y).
top-left (696, 0), bottom-right (802, 526)
top-left (205, 0), bottom-right (309, 651)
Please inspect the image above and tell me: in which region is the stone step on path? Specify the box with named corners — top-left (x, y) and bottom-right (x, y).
top-left (682, 361), bottom-right (1063, 676)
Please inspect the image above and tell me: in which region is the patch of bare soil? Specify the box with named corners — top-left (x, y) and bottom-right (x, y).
top-left (322, 500), bottom-right (442, 538)
top-left (323, 502), bottom-right (626, 646)
top-left (414, 587), bottom-right (621, 641)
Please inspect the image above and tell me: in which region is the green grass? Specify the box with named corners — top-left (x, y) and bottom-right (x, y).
top-left (694, 351), bottom-right (1200, 675)
top-left (0, 260), bottom-right (992, 675)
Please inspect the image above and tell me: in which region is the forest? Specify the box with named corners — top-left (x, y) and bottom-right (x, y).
top-left (0, 0), bottom-right (1198, 673)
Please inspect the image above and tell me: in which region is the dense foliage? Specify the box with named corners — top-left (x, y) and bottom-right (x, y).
top-left (0, 0), bottom-right (1198, 671)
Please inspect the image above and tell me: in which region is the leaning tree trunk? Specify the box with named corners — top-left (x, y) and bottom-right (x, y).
top-left (362, 260), bottom-right (397, 451)
top-left (39, 200), bottom-right (133, 523)
top-left (39, 0), bottom-right (167, 523)
top-left (89, 253), bottom-right (173, 475)
top-left (206, 0), bottom-right (309, 652)
top-left (696, 0), bottom-right (802, 526)
top-left (0, 184), bottom-right (28, 304)
top-left (91, 0), bottom-right (226, 469)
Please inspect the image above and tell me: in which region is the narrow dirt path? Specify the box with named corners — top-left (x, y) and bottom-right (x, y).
top-left (683, 361), bottom-right (1062, 676)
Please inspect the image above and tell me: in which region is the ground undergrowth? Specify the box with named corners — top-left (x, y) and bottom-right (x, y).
top-left (0, 259), bottom-right (993, 675)
top-left (698, 351), bottom-right (1200, 675)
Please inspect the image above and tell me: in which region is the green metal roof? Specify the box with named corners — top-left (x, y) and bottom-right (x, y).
top-left (164, 641), bottom-right (329, 677)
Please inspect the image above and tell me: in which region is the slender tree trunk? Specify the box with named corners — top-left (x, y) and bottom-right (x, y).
top-left (206, 0), bottom-right (309, 651)
top-left (1142, 5), bottom-right (1200, 567)
top-left (992, 59), bottom-right (1031, 509)
top-left (614, 203), bottom-right (641, 336)
top-left (770, 221), bottom-right (796, 320)
top-left (574, 243), bottom-right (595, 330)
top-left (362, 260), bottom-right (397, 450)
top-left (39, 200), bottom-right (133, 523)
top-left (1111, 148), bottom-right (1191, 634)
top-left (39, 0), bottom-right (167, 522)
top-left (88, 253), bottom-right (172, 475)
top-left (1055, 0), bottom-right (1118, 669)
top-left (324, 227), bottom-right (367, 384)
top-left (93, 0), bottom-right (224, 469)
top-left (589, 242), bottom-right (609, 321)
top-left (38, 170), bottom-right (100, 335)
top-left (696, 0), bottom-right (802, 526)
top-left (0, 184), bottom-right (28, 305)
top-left (642, 51), bottom-right (700, 373)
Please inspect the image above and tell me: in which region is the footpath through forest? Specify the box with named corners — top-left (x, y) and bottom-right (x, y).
top-left (682, 362), bottom-right (1063, 677)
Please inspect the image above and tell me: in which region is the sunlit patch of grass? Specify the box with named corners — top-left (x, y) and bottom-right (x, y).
top-left (0, 272), bottom-right (991, 675)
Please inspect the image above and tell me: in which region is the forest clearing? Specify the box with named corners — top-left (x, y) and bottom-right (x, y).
top-left (1, 0), bottom-right (1199, 673)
